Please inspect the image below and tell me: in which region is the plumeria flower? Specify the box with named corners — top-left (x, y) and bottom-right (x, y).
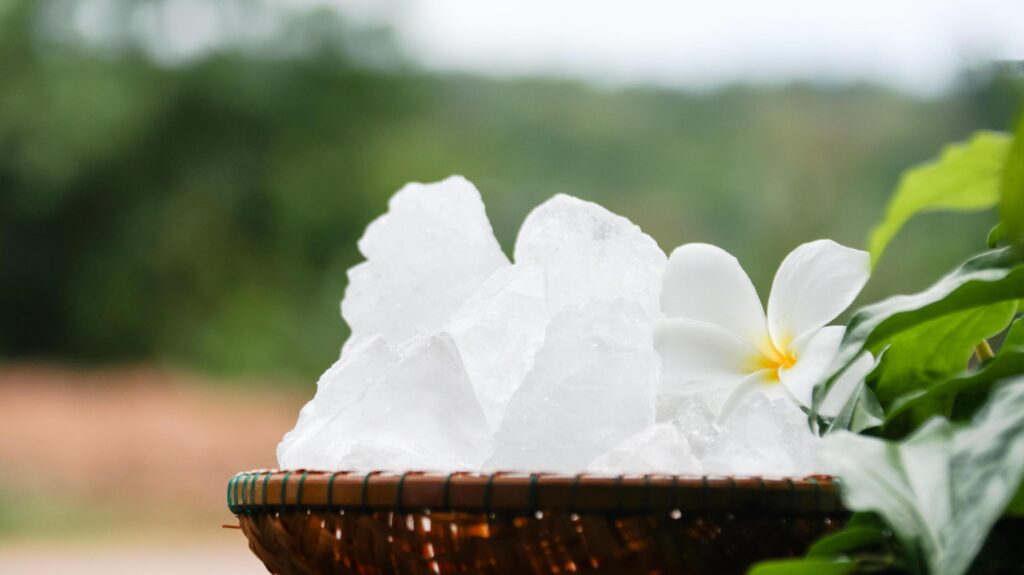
top-left (654, 240), bottom-right (875, 422)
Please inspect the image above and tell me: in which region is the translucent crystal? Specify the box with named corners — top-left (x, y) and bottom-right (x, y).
top-left (281, 181), bottom-right (834, 478)
top-left (700, 393), bottom-right (829, 478)
top-left (277, 398), bottom-right (317, 467)
top-left (447, 264), bottom-right (548, 431)
top-left (487, 300), bottom-right (658, 472)
top-left (588, 423), bottom-right (701, 475)
top-left (277, 335), bottom-right (490, 471)
top-left (660, 395), bottom-right (718, 459)
top-left (342, 176), bottom-right (509, 345)
top-left (313, 337), bottom-right (397, 418)
top-left (514, 194), bottom-right (666, 318)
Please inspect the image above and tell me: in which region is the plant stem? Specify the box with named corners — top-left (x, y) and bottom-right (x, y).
top-left (975, 340), bottom-right (996, 362)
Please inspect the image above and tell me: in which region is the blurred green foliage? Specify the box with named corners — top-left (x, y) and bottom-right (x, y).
top-left (1, 1), bottom-right (1021, 383)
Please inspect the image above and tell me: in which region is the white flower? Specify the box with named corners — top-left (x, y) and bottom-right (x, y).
top-left (654, 240), bottom-right (875, 422)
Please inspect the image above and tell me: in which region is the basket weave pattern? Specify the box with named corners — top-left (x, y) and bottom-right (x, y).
top-left (229, 471), bottom-right (845, 575)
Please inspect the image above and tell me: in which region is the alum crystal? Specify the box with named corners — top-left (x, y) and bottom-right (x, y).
top-left (278, 176), bottom-right (832, 476)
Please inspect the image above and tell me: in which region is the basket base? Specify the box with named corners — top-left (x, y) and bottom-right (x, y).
top-left (238, 508), bottom-right (843, 575)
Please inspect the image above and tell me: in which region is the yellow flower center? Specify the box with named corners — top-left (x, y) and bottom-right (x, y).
top-left (751, 340), bottom-right (797, 382)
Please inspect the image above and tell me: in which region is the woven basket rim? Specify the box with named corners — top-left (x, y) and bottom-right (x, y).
top-left (228, 470), bottom-right (842, 515)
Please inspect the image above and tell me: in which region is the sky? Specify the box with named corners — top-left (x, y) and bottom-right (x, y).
top-left (67, 0), bottom-right (1024, 95)
top-left (293, 0), bottom-right (1024, 94)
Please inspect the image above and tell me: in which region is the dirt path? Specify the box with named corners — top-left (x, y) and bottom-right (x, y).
top-left (0, 363), bottom-right (311, 573)
top-left (0, 542), bottom-right (267, 575)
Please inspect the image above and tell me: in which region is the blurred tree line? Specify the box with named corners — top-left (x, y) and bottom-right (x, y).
top-left (1, 0), bottom-right (1021, 383)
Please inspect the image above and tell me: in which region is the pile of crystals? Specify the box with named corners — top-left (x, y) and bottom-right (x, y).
top-left (278, 176), bottom-right (833, 476)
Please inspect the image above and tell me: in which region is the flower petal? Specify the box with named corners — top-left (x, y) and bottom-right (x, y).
top-left (819, 352), bottom-right (875, 418)
top-left (766, 240), bottom-right (869, 347)
top-left (654, 317), bottom-right (760, 389)
top-left (778, 326), bottom-right (846, 408)
top-left (717, 369), bottom-right (783, 423)
top-left (661, 243), bottom-right (769, 347)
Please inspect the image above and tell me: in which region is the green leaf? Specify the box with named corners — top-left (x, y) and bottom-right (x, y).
top-left (806, 526), bottom-right (887, 559)
top-left (757, 515), bottom-right (899, 575)
top-left (1000, 117), bottom-right (1024, 254)
top-left (747, 558), bottom-right (857, 575)
top-left (823, 376), bottom-right (1024, 575)
top-left (1007, 482), bottom-right (1024, 517)
top-left (886, 345), bottom-right (1024, 425)
top-left (868, 131), bottom-right (1011, 267)
top-left (813, 248), bottom-right (1024, 422)
top-left (828, 380), bottom-right (885, 434)
top-left (852, 250), bottom-right (1023, 350)
top-left (873, 302), bottom-right (1017, 411)
top-left (987, 223), bottom-right (1006, 248)
top-left (824, 419), bottom-right (952, 570)
top-left (1004, 315), bottom-right (1024, 349)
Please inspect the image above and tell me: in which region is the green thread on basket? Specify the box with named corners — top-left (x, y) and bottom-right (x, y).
top-left (296, 472), bottom-right (309, 506)
top-left (280, 472), bottom-right (292, 507)
top-left (248, 473), bottom-right (258, 508)
top-left (262, 472), bottom-right (272, 506)
top-left (528, 474), bottom-right (539, 511)
top-left (568, 474), bottom-right (582, 512)
top-left (239, 474), bottom-right (247, 509)
top-left (360, 472), bottom-right (376, 508)
top-left (237, 474), bottom-right (248, 513)
top-left (395, 472), bottom-right (408, 510)
top-left (227, 475), bottom-right (238, 512)
top-left (327, 472), bottom-right (339, 507)
top-left (483, 474), bottom-right (497, 511)
top-left (245, 473), bottom-right (256, 513)
top-left (442, 473), bottom-right (454, 508)
top-left (234, 474), bottom-right (244, 511)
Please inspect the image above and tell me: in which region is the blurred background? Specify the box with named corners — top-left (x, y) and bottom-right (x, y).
top-left (1, 0), bottom-right (1022, 572)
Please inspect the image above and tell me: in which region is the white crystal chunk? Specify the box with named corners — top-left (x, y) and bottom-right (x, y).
top-left (488, 300), bottom-right (658, 472)
top-left (447, 264), bottom-right (548, 430)
top-left (278, 335), bottom-right (490, 471)
top-left (588, 423), bottom-right (701, 475)
top-left (342, 176), bottom-right (509, 345)
top-left (514, 194), bottom-right (666, 318)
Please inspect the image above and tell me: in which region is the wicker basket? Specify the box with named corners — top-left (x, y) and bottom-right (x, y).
top-left (227, 470), bottom-right (846, 574)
